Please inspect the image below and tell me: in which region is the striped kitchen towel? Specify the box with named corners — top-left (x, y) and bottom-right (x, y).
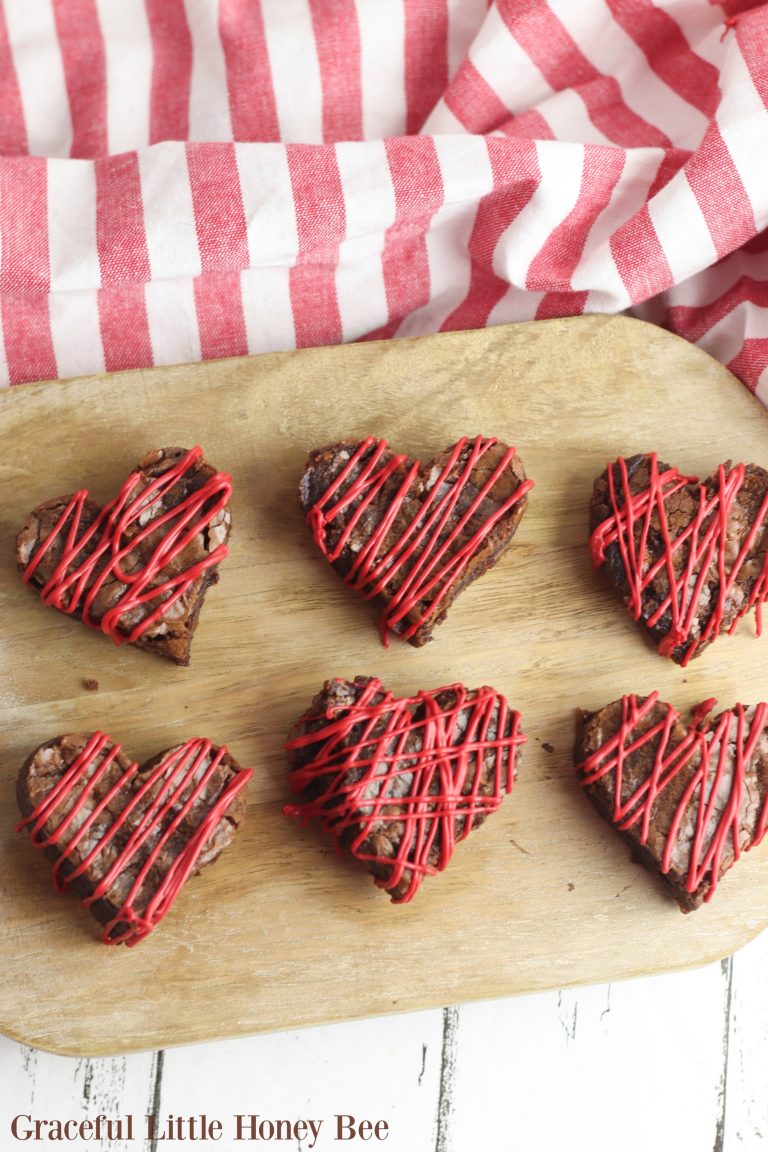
top-left (0, 1), bottom-right (766, 398)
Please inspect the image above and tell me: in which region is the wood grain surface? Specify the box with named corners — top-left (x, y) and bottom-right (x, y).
top-left (2, 315), bottom-right (768, 1057)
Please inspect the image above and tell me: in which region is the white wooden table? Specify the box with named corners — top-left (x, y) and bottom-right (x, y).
top-left (4, 927), bottom-right (768, 1152)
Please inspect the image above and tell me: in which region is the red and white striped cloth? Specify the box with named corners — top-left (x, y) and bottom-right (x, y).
top-left (1, 1), bottom-right (767, 400)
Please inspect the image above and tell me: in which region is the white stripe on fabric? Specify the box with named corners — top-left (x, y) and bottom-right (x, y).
top-left (446, 0), bottom-right (489, 80)
top-left (144, 277), bottom-right (201, 366)
top-left (355, 0), bottom-right (407, 140)
top-left (561, 0), bottom-right (713, 148)
top-left (494, 139), bottom-right (585, 287)
top-left (487, 288), bottom-right (546, 326)
top-left (47, 158), bottom-right (100, 292)
top-left (48, 289), bottom-right (105, 379)
top-left (4, 0), bottom-right (73, 158)
top-left (260, 0), bottom-right (323, 143)
top-left (537, 88), bottom-right (615, 147)
top-left (550, 0), bottom-right (710, 147)
top-left (468, 5), bottom-right (554, 115)
top-left (716, 48), bottom-right (768, 233)
top-left (235, 143), bottom-right (300, 268)
top-left (139, 143), bottom-right (202, 281)
top-left (96, 0), bottom-right (152, 153)
top-left (647, 170), bottom-right (719, 286)
top-left (399, 134), bottom-right (494, 336)
top-left (698, 300), bottom-right (766, 367)
top-left (571, 147), bottom-right (665, 309)
top-left (669, 6), bottom-right (729, 69)
top-left (240, 266), bottom-right (296, 353)
top-left (335, 139), bottom-right (396, 342)
top-left (425, 102), bottom-right (468, 135)
top-left (186, 0), bottom-right (234, 141)
top-left (757, 362), bottom-right (768, 407)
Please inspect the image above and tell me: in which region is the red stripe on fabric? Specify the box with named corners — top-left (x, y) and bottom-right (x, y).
top-left (219, 0), bottom-right (280, 143)
top-left (187, 142), bottom-right (250, 271)
top-left (610, 205), bottom-right (672, 305)
top-left (727, 338), bottom-right (768, 393)
top-left (441, 136), bottom-right (540, 332)
top-left (527, 145), bottom-right (626, 294)
top-left (734, 8), bottom-right (768, 109)
top-left (500, 0), bottom-right (672, 148)
top-left (647, 147), bottom-right (690, 198)
top-left (443, 59), bottom-right (511, 135)
top-left (685, 123), bottom-right (755, 260)
top-left (667, 277), bottom-right (768, 343)
top-left (0, 157), bottom-right (56, 382)
top-left (605, 0), bottom-right (719, 118)
top-left (98, 284), bottom-right (153, 372)
top-left (194, 271), bottom-right (248, 360)
top-left (498, 110), bottom-right (556, 140)
top-left (362, 318), bottom-right (402, 343)
top-left (287, 143), bottom-right (346, 348)
top-left (0, 6), bottom-right (27, 155)
top-left (52, 0), bottom-right (107, 159)
top-left (371, 136), bottom-right (445, 336)
top-left (95, 153), bottom-right (152, 285)
top-left (308, 0), bottom-right (363, 144)
top-left (404, 0), bottom-right (449, 135)
top-left (535, 290), bottom-right (589, 320)
top-left (1, 293), bottom-right (57, 384)
top-left (0, 157), bottom-right (50, 292)
top-left (146, 0), bottom-right (193, 144)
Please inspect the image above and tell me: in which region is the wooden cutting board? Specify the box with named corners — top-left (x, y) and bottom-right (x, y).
top-left (2, 315), bottom-right (768, 1057)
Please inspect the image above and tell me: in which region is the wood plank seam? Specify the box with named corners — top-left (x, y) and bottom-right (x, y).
top-left (714, 957), bottom-right (734, 1152)
top-left (434, 1007), bottom-right (459, 1152)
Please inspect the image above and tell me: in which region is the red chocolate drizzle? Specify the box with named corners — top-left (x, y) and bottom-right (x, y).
top-left (23, 446), bottom-right (232, 645)
top-left (284, 678), bottom-right (525, 902)
top-left (590, 453), bottom-right (768, 666)
top-left (307, 436), bottom-right (533, 645)
top-left (17, 734), bottom-right (252, 946)
top-left (577, 692), bottom-right (768, 902)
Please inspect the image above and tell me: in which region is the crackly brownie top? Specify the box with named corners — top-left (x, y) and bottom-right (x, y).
top-left (299, 435), bottom-right (532, 646)
top-left (284, 675), bottom-right (525, 902)
top-left (17, 732), bottom-right (251, 946)
top-left (575, 692), bottom-right (768, 909)
top-left (16, 446), bottom-right (232, 659)
top-left (589, 453), bottom-right (768, 665)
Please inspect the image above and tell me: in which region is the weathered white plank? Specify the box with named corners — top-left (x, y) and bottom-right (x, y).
top-left (5, 928), bottom-right (768, 1152)
top-left (156, 1009), bottom-right (445, 1152)
top-left (723, 928), bottom-right (768, 1149)
top-left (0, 1035), bottom-right (157, 1152)
top-left (448, 963), bottom-right (729, 1152)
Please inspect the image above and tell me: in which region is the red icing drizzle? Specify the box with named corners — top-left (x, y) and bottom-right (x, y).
top-left (17, 733), bottom-right (252, 946)
top-left (23, 446), bottom-right (232, 645)
top-left (307, 436), bottom-right (533, 645)
top-left (577, 692), bottom-right (768, 902)
top-left (589, 453), bottom-right (768, 666)
top-left (284, 678), bottom-right (525, 902)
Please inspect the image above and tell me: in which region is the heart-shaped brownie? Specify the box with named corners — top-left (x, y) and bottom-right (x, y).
top-left (575, 692), bottom-right (768, 910)
top-left (17, 732), bottom-right (252, 945)
top-left (590, 453), bottom-right (768, 665)
top-left (16, 446), bottom-right (232, 665)
top-left (284, 676), bottom-right (525, 901)
top-left (299, 436), bottom-right (533, 646)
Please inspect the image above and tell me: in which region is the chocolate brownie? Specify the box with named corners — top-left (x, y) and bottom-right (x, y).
top-left (16, 446), bottom-right (232, 665)
top-left (17, 732), bottom-right (250, 945)
top-left (299, 436), bottom-right (532, 646)
top-left (575, 692), bottom-right (768, 910)
top-left (285, 676), bottom-right (525, 901)
top-left (589, 453), bottom-right (768, 664)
